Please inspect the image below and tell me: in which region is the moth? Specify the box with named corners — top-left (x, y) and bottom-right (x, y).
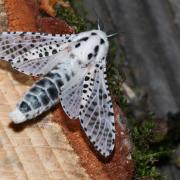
top-left (0, 29), bottom-right (115, 157)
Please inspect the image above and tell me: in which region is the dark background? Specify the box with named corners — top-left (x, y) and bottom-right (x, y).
top-left (82, 0), bottom-right (180, 179)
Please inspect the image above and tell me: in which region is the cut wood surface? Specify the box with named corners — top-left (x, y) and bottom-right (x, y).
top-left (0, 0), bottom-right (133, 179)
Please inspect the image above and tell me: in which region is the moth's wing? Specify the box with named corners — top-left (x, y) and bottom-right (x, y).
top-left (59, 65), bottom-right (89, 119)
top-left (11, 51), bottom-right (68, 76)
top-left (79, 65), bottom-right (115, 157)
top-left (0, 32), bottom-right (75, 76)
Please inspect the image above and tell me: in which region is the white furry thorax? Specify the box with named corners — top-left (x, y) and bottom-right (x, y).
top-left (71, 30), bottom-right (109, 65)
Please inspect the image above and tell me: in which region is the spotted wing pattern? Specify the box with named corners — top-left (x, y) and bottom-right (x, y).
top-left (0, 32), bottom-right (75, 76)
top-left (79, 65), bottom-right (115, 157)
top-left (60, 79), bottom-right (83, 119)
top-left (59, 65), bottom-right (88, 119)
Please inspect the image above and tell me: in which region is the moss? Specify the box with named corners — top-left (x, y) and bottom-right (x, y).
top-left (55, 2), bottom-right (87, 32)
top-left (131, 118), bottom-right (172, 179)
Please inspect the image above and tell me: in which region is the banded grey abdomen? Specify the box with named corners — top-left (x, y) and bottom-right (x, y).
top-left (10, 63), bottom-right (74, 123)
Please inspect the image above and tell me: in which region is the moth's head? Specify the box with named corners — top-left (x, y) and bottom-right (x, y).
top-left (71, 29), bottom-right (109, 64)
top-left (90, 29), bottom-right (109, 48)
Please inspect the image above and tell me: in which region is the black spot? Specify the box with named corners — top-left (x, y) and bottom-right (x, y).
top-left (96, 64), bottom-right (99, 68)
top-left (49, 46), bottom-right (52, 49)
top-left (83, 84), bottom-right (88, 88)
top-left (24, 58), bottom-right (28, 61)
top-left (5, 50), bottom-right (9, 54)
top-left (92, 141), bottom-right (95, 145)
top-left (52, 49), bottom-right (57, 54)
top-left (19, 101), bottom-right (31, 113)
top-left (79, 37), bottom-right (89, 41)
top-left (45, 51), bottom-right (49, 56)
top-left (94, 112), bottom-right (99, 116)
top-left (88, 53), bottom-right (93, 60)
top-left (85, 76), bottom-right (90, 81)
top-left (23, 48), bottom-right (27, 52)
top-left (94, 45), bottom-right (99, 53)
top-left (88, 107), bottom-right (93, 111)
top-left (91, 32), bottom-right (97, 35)
top-left (36, 35), bottom-right (41, 39)
top-left (92, 101), bottom-right (97, 106)
top-left (83, 89), bottom-right (87, 93)
top-left (10, 48), bottom-right (13, 53)
top-left (85, 114), bottom-right (90, 118)
top-left (103, 94), bottom-right (107, 99)
top-left (99, 89), bottom-right (103, 93)
top-left (108, 112), bottom-right (114, 116)
top-left (39, 53), bottom-right (43, 58)
top-left (75, 43), bottom-right (81, 48)
top-left (65, 74), bottom-right (70, 81)
top-left (11, 54), bottom-right (15, 59)
top-left (100, 38), bottom-right (105, 44)
top-left (80, 105), bottom-right (84, 109)
top-left (30, 44), bottom-right (34, 47)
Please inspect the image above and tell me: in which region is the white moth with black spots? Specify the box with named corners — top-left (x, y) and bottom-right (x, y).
top-left (0, 30), bottom-right (115, 157)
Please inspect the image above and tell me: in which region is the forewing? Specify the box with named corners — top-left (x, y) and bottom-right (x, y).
top-left (0, 32), bottom-right (75, 76)
top-left (59, 65), bottom-right (90, 119)
top-left (11, 51), bottom-right (69, 76)
top-left (60, 79), bottom-right (83, 119)
top-left (79, 65), bottom-right (115, 157)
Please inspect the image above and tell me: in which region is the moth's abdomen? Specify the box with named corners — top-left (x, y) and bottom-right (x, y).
top-left (9, 68), bottom-right (66, 123)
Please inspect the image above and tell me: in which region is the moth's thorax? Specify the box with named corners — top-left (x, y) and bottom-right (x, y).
top-left (71, 30), bottom-right (109, 65)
